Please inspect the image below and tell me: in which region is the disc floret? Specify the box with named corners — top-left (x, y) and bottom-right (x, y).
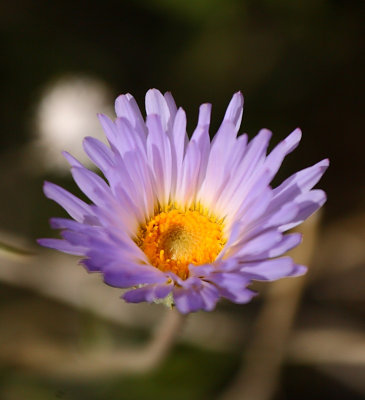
top-left (137, 205), bottom-right (226, 280)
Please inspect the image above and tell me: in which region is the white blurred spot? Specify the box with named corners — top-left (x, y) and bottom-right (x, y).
top-left (33, 75), bottom-right (113, 173)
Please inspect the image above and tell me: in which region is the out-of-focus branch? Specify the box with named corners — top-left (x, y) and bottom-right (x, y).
top-left (220, 211), bottom-right (321, 400)
top-left (288, 328), bottom-right (365, 365)
top-left (0, 231), bottom-right (187, 377)
top-left (2, 306), bottom-right (185, 378)
top-left (0, 239), bottom-right (35, 259)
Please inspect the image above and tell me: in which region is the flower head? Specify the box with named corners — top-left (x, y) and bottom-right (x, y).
top-left (39, 89), bottom-right (328, 314)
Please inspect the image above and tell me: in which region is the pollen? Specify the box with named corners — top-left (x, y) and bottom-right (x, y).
top-left (136, 206), bottom-right (226, 280)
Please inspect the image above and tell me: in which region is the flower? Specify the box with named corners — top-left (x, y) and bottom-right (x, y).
top-left (38, 89), bottom-right (328, 314)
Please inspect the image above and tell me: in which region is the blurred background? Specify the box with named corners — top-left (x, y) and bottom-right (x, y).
top-left (0, 0), bottom-right (364, 399)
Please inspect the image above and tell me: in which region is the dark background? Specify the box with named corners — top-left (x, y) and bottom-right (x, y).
top-left (0, 1), bottom-right (364, 399)
top-left (1, 0), bottom-right (364, 222)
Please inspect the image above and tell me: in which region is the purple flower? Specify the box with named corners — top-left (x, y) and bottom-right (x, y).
top-left (39, 89), bottom-right (328, 314)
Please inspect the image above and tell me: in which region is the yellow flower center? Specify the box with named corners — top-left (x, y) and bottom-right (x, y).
top-left (137, 206), bottom-right (226, 280)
